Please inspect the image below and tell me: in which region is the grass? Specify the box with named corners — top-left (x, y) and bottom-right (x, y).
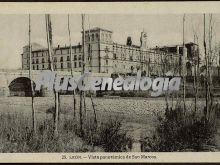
top-left (0, 110), bottom-right (133, 152)
top-left (0, 112), bottom-right (93, 152)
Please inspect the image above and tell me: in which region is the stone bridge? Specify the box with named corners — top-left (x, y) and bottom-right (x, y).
top-left (0, 69), bottom-right (109, 97)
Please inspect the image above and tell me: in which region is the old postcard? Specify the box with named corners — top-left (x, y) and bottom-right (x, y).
top-left (0, 2), bottom-right (220, 163)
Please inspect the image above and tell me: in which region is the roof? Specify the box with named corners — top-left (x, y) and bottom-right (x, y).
top-left (154, 42), bottom-right (198, 49)
top-left (84, 27), bottom-right (112, 33)
top-left (23, 43), bottom-right (82, 53)
top-left (54, 44), bottom-right (82, 50)
top-left (132, 45), bottom-right (140, 48)
top-left (113, 42), bottom-right (141, 49)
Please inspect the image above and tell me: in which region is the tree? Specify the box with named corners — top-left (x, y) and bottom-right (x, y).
top-left (28, 14), bottom-right (36, 134)
top-left (45, 14), bottom-right (60, 137)
top-left (67, 14), bottom-right (77, 119)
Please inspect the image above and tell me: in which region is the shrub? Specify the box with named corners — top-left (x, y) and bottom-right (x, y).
top-left (141, 104), bottom-right (218, 152)
top-left (82, 117), bottom-right (133, 152)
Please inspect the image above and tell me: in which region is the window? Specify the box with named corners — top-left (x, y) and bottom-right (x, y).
top-left (54, 64), bottom-right (57, 69)
top-left (105, 34), bottom-right (108, 41)
top-left (106, 60), bottom-right (108, 65)
top-left (36, 65), bottom-right (39, 70)
top-left (74, 55), bottom-right (77, 60)
top-left (79, 62), bottom-right (81, 67)
top-left (74, 62), bottom-right (77, 68)
top-left (42, 58), bottom-right (45, 63)
top-left (92, 34), bottom-right (94, 41)
top-left (56, 50), bottom-right (61, 55)
top-left (96, 33), bottom-right (99, 41)
top-left (60, 57), bottom-right (63, 62)
top-left (42, 64), bottom-right (44, 69)
top-left (67, 62), bottom-right (71, 68)
top-left (54, 57), bottom-right (57, 62)
top-left (32, 59), bottom-right (35, 64)
top-left (61, 63), bottom-right (63, 69)
top-left (36, 59), bottom-right (39, 64)
top-left (85, 34), bottom-right (89, 42)
top-left (113, 53), bottom-right (117, 60)
top-left (78, 55), bottom-right (81, 60)
top-left (105, 46), bottom-right (109, 53)
top-left (67, 56), bottom-right (70, 61)
top-left (121, 53), bottom-right (125, 60)
top-left (33, 65), bottom-right (35, 70)
top-left (102, 33), bottom-right (104, 41)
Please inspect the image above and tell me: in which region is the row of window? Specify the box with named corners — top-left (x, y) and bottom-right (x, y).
top-left (32, 55), bottom-right (82, 64)
top-left (112, 52), bottom-right (179, 63)
top-left (113, 53), bottom-right (148, 61)
top-left (112, 49), bottom-right (156, 59)
top-left (113, 63), bottom-right (141, 70)
top-left (54, 48), bottom-right (82, 55)
top-left (113, 45), bottom-right (141, 52)
top-left (32, 48), bottom-right (82, 57)
top-left (85, 33), bottom-right (112, 42)
top-left (32, 62), bottom-right (82, 70)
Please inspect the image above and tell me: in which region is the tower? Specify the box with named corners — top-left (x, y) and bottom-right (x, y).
top-left (140, 30), bottom-right (148, 49)
top-left (84, 27), bottom-right (113, 73)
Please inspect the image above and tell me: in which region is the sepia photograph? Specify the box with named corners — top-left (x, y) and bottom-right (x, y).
top-left (0, 2), bottom-right (220, 163)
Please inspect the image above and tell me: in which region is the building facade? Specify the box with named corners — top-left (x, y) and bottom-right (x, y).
top-left (22, 42), bottom-right (83, 72)
top-left (22, 27), bottom-right (195, 76)
top-left (153, 42), bottom-right (199, 76)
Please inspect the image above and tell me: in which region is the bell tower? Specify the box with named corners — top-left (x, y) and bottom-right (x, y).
top-left (140, 30), bottom-right (148, 49)
top-left (84, 27), bottom-right (113, 73)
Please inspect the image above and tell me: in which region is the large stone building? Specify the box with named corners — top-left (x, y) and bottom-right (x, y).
top-left (21, 27), bottom-right (197, 76)
top-left (21, 42), bottom-right (83, 72)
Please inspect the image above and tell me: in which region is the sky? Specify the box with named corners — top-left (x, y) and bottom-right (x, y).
top-left (0, 14), bottom-right (220, 69)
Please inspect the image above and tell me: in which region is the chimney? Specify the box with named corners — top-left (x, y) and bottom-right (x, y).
top-left (126, 36), bottom-right (132, 46)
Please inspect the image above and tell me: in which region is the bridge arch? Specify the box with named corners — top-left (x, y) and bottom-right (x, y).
top-left (8, 77), bottom-right (42, 97)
